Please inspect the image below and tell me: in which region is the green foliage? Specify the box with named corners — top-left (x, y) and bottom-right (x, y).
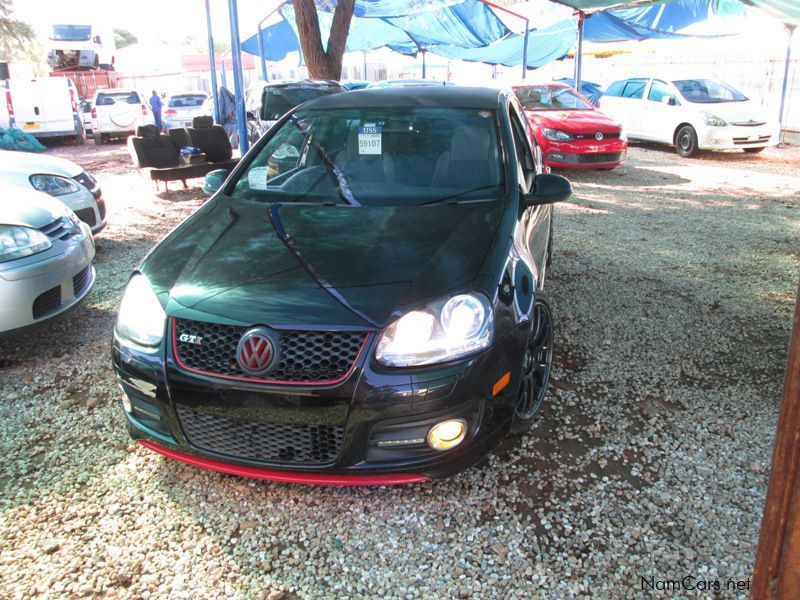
top-left (0, 0), bottom-right (35, 61)
top-left (113, 28), bottom-right (138, 49)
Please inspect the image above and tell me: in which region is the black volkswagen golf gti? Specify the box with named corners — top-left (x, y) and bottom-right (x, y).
top-left (112, 86), bottom-right (571, 484)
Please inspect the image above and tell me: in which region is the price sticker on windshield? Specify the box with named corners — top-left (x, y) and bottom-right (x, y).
top-left (358, 124), bottom-right (382, 155)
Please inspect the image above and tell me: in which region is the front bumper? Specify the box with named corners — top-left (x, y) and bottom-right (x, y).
top-left (545, 138), bottom-right (627, 169)
top-left (59, 186), bottom-right (107, 234)
top-left (113, 321), bottom-right (527, 482)
top-left (697, 124), bottom-right (779, 150)
top-left (0, 224), bottom-right (95, 335)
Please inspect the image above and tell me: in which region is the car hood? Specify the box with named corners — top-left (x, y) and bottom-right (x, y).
top-left (683, 100), bottom-right (771, 123)
top-left (144, 199), bottom-right (505, 329)
top-left (0, 186), bottom-right (70, 228)
top-left (0, 150), bottom-right (83, 178)
top-left (524, 109), bottom-right (621, 133)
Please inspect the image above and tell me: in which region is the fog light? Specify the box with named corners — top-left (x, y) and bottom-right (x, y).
top-left (549, 153), bottom-right (565, 161)
top-left (427, 419), bottom-right (466, 451)
top-left (121, 393), bottom-right (132, 414)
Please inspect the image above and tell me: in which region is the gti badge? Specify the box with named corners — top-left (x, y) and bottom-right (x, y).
top-left (236, 327), bottom-right (280, 376)
top-left (179, 333), bottom-right (203, 346)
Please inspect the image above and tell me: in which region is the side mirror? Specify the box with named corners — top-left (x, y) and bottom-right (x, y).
top-left (246, 111), bottom-right (256, 120)
top-left (524, 174), bottom-right (572, 207)
top-left (202, 169), bottom-right (230, 196)
top-left (662, 95), bottom-right (677, 106)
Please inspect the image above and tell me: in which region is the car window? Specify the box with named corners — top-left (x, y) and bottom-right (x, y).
top-left (648, 80), bottom-right (676, 104)
top-left (230, 106), bottom-right (504, 207)
top-left (169, 95), bottom-right (207, 108)
top-left (621, 80), bottom-right (647, 99)
top-left (672, 79), bottom-right (748, 104)
top-left (261, 87), bottom-right (342, 122)
top-left (604, 80), bottom-right (625, 97)
top-left (514, 86), bottom-right (592, 111)
top-left (509, 108), bottom-right (535, 193)
top-left (96, 92), bottom-right (138, 106)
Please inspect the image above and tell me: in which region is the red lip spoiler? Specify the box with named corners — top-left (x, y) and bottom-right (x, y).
top-left (139, 440), bottom-right (430, 486)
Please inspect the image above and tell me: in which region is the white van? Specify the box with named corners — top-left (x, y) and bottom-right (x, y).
top-left (90, 88), bottom-right (153, 143)
top-left (0, 77), bottom-right (85, 142)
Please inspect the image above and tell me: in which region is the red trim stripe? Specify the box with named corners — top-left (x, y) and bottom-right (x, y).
top-left (139, 440), bottom-right (430, 486)
top-left (171, 319), bottom-right (371, 387)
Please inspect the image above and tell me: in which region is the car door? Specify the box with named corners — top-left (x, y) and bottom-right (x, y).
top-left (640, 79), bottom-right (681, 143)
top-left (601, 78), bottom-right (648, 139)
top-left (509, 102), bottom-right (549, 278)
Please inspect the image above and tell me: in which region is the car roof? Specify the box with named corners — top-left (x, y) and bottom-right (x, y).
top-left (303, 86), bottom-right (506, 110)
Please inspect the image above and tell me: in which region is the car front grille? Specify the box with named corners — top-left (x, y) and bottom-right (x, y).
top-left (74, 207), bottom-right (97, 227)
top-left (32, 286), bottom-right (61, 319)
top-left (731, 121), bottom-right (767, 127)
top-left (38, 216), bottom-right (78, 241)
top-left (72, 265), bottom-right (92, 296)
top-left (575, 152), bottom-right (622, 164)
top-left (173, 319), bottom-right (369, 384)
top-left (574, 132), bottom-right (620, 139)
top-left (177, 407), bottom-right (344, 465)
top-left (733, 135), bottom-right (771, 145)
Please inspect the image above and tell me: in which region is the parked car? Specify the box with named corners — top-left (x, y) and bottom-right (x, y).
top-left (513, 82), bottom-right (627, 169)
top-left (341, 80), bottom-right (370, 90)
top-left (79, 99), bottom-right (93, 134)
top-left (245, 79), bottom-right (345, 144)
top-left (163, 91), bottom-right (209, 130)
top-left (0, 186), bottom-right (95, 337)
top-left (0, 77), bottom-right (84, 142)
top-left (599, 77), bottom-right (779, 157)
top-left (0, 149), bottom-right (106, 233)
top-left (91, 88), bottom-right (153, 143)
top-left (112, 86), bottom-right (572, 484)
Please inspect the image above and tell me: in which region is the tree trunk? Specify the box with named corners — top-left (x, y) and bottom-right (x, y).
top-left (294, 0), bottom-right (355, 81)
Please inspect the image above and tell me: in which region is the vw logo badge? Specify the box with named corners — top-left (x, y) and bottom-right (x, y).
top-left (595, 132), bottom-right (604, 141)
top-left (236, 327), bottom-right (279, 376)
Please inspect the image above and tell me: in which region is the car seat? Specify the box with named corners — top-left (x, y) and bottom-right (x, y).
top-left (128, 125), bottom-right (179, 169)
top-left (186, 116), bottom-right (233, 163)
top-left (431, 125), bottom-right (499, 189)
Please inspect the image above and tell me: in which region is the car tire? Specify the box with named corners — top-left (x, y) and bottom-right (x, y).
top-left (675, 125), bottom-right (698, 158)
top-left (744, 147), bottom-right (765, 154)
top-left (511, 294), bottom-right (554, 433)
top-left (95, 134), bottom-right (104, 145)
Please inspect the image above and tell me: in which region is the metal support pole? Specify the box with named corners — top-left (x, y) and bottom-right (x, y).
top-left (779, 25), bottom-right (795, 143)
top-left (522, 22), bottom-right (529, 79)
top-left (422, 50), bottom-right (426, 79)
top-left (363, 51), bottom-right (368, 80)
top-left (257, 23), bottom-right (268, 82)
top-left (221, 57), bottom-right (228, 89)
top-left (227, 0), bottom-right (249, 154)
top-left (205, 0), bottom-right (220, 124)
top-left (574, 12), bottom-right (584, 91)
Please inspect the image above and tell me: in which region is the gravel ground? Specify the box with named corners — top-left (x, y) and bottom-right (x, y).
top-left (0, 140), bottom-right (798, 599)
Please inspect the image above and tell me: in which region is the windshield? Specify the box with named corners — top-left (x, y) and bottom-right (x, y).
top-left (672, 79), bottom-right (748, 104)
top-left (514, 86), bottom-right (592, 111)
top-left (230, 106), bottom-right (504, 207)
top-left (261, 87), bottom-right (341, 121)
top-left (168, 95), bottom-right (207, 108)
top-left (50, 25), bottom-right (92, 41)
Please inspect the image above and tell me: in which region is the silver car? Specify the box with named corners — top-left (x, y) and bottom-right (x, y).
top-left (0, 150), bottom-right (107, 234)
top-left (0, 186), bottom-right (95, 336)
top-left (163, 92), bottom-right (209, 130)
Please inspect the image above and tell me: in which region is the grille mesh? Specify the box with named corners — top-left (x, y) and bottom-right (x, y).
top-left (177, 407), bottom-right (344, 464)
top-left (32, 286), bottom-right (61, 319)
top-left (174, 319), bottom-right (367, 383)
top-left (72, 265), bottom-right (92, 296)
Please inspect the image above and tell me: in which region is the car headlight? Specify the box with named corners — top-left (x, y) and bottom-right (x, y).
top-left (0, 225), bottom-right (52, 263)
top-left (375, 293), bottom-right (493, 367)
top-left (29, 174), bottom-right (82, 197)
top-left (619, 128), bottom-right (627, 142)
top-left (542, 128), bottom-right (574, 142)
top-left (115, 273), bottom-right (166, 347)
top-left (703, 113), bottom-right (728, 127)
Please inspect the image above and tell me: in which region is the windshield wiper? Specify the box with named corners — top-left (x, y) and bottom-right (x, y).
top-left (420, 185), bottom-right (502, 206)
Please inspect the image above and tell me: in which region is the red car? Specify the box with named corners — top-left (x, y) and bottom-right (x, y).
top-left (513, 83), bottom-right (627, 169)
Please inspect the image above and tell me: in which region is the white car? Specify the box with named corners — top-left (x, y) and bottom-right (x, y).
top-left (163, 92), bottom-right (209, 130)
top-left (0, 186), bottom-right (95, 336)
top-left (91, 88), bottom-right (153, 143)
top-left (0, 150), bottom-right (107, 234)
top-left (598, 77), bottom-right (779, 157)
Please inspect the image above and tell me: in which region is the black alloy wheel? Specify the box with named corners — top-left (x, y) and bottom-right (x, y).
top-left (675, 125), bottom-right (698, 158)
top-left (512, 294), bottom-right (554, 432)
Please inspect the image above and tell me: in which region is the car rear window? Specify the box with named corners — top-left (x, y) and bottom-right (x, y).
top-left (261, 87), bottom-right (342, 121)
top-left (168, 95), bottom-right (207, 108)
top-left (96, 92), bottom-right (140, 106)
